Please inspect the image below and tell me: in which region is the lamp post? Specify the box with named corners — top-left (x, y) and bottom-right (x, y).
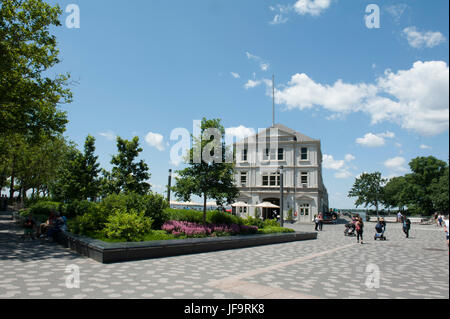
top-left (279, 165), bottom-right (284, 227)
top-left (167, 169), bottom-right (172, 203)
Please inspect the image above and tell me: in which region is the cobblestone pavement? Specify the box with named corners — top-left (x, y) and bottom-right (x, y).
top-left (1, 211), bottom-right (448, 299)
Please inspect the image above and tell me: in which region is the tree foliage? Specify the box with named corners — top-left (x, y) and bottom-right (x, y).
top-left (348, 172), bottom-right (386, 213)
top-left (0, 0), bottom-right (72, 138)
top-left (172, 118), bottom-right (239, 224)
top-left (106, 136), bottom-right (151, 195)
top-left (50, 135), bottom-right (101, 202)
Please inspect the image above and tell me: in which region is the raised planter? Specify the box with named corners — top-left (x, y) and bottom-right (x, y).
top-left (56, 231), bottom-right (317, 264)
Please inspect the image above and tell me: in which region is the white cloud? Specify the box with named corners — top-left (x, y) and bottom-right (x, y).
top-left (323, 154), bottom-right (354, 179)
top-left (231, 72), bottom-right (240, 79)
top-left (99, 131), bottom-right (116, 141)
top-left (420, 144), bottom-right (432, 150)
top-left (246, 52), bottom-right (270, 72)
top-left (379, 131), bottom-right (395, 139)
top-left (145, 132), bottom-right (165, 151)
top-left (225, 126), bottom-right (256, 142)
top-left (403, 27), bottom-right (446, 49)
top-left (345, 154), bottom-right (355, 162)
top-left (244, 79), bottom-right (262, 89)
top-left (334, 169), bottom-right (353, 179)
top-left (294, 0), bottom-right (332, 16)
top-left (356, 132), bottom-right (394, 147)
top-left (269, 4), bottom-right (290, 25)
top-left (274, 61), bottom-right (449, 136)
top-left (385, 4), bottom-right (410, 24)
top-left (384, 157), bottom-right (408, 172)
top-left (323, 154), bottom-right (345, 170)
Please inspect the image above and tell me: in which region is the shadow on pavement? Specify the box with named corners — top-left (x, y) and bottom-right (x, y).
top-left (0, 211), bottom-right (81, 263)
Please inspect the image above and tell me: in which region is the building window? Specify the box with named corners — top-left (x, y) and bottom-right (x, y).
top-left (263, 148), bottom-right (277, 161)
top-left (239, 206), bottom-right (247, 215)
top-left (262, 172), bottom-right (280, 186)
top-left (278, 148), bottom-right (284, 161)
top-left (301, 172), bottom-right (308, 186)
top-left (240, 172), bottom-right (247, 187)
top-left (242, 149), bottom-right (248, 162)
top-left (262, 175), bottom-right (269, 186)
top-left (300, 147), bottom-right (308, 160)
top-left (299, 203), bottom-right (310, 216)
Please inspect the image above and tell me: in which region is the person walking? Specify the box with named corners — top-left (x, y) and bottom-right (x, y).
top-left (355, 217), bottom-right (364, 244)
top-left (318, 213), bottom-right (324, 231)
top-left (438, 214), bottom-right (443, 227)
top-left (402, 214), bottom-right (411, 238)
top-left (443, 215), bottom-right (449, 253)
top-left (314, 214), bottom-right (319, 231)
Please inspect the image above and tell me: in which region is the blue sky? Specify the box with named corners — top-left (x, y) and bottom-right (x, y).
top-left (48, 0), bottom-right (449, 208)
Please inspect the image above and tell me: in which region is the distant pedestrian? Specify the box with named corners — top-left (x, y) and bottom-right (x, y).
top-left (402, 215), bottom-right (411, 238)
top-left (355, 217), bottom-right (364, 244)
top-left (434, 213), bottom-right (440, 227)
top-left (314, 215), bottom-right (319, 231)
top-left (318, 213), bottom-right (324, 231)
top-left (438, 214), bottom-right (443, 227)
top-left (397, 211), bottom-right (402, 223)
top-left (443, 215), bottom-right (449, 252)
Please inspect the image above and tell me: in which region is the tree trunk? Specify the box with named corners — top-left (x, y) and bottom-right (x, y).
top-left (9, 153), bottom-right (16, 200)
top-left (203, 195), bottom-right (207, 225)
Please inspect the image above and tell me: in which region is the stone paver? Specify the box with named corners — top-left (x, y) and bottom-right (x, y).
top-left (0, 211), bottom-right (448, 299)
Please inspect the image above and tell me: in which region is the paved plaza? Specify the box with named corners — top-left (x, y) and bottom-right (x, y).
top-left (0, 211), bottom-right (448, 299)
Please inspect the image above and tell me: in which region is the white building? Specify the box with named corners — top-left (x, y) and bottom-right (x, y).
top-left (233, 124), bottom-right (329, 223)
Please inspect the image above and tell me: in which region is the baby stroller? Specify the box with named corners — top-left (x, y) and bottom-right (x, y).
top-left (374, 221), bottom-right (386, 241)
top-left (344, 222), bottom-right (356, 237)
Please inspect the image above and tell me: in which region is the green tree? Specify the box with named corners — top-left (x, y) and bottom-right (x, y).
top-left (348, 172), bottom-right (386, 216)
top-left (408, 156), bottom-right (448, 215)
top-left (172, 118), bottom-right (239, 224)
top-left (382, 176), bottom-right (412, 212)
top-left (430, 166), bottom-right (449, 213)
top-left (50, 135), bottom-right (101, 202)
top-left (80, 135), bottom-right (101, 200)
top-left (0, 0), bottom-right (72, 138)
top-left (108, 136), bottom-right (151, 195)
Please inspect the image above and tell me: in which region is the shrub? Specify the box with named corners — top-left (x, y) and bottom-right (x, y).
top-left (257, 226), bottom-right (295, 234)
top-left (103, 209), bottom-right (153, 242)
top-left (68, 203), bottom-right (104, 235)
top-left (63, 200), bottom-right (99, 219)
top-left (263, 218), bottom-right (280, 227)
top-left (207, 211), bottom-right (243, 225)
top-left (29, 201), bottom-right (62, 216)
top-left (242, 216), bottom-right (265, 229)
top-left (287, 208), bottom-right (294, 221)
top-left (99, 193), bottom-right (169, 229)
top-left (165, 209), bottom-right (204, 224)
top-left (161, 220), bottom-right (257, 238)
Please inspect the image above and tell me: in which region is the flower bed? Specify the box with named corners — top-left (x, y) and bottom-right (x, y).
top-left (162, 220), bottom-right (258, 238)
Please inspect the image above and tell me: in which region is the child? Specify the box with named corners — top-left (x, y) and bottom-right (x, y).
top-left (23, 215), bottom-right (36, 240)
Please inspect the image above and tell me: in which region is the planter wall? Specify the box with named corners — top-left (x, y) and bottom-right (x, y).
top-left (56, 231), bottom-right (317, 264)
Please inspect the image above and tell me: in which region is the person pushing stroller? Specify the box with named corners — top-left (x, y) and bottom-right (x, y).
top-left (344, 216), bottom-right (358, 237)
